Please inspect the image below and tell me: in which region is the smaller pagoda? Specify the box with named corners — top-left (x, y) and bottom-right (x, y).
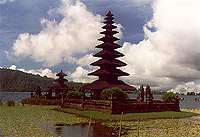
top-left (81, 11), bottom-right (136, 98)
top-left (47, 70), bottom-right (69, 99)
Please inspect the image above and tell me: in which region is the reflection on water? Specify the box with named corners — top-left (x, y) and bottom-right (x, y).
top-left (44, 123), bottom-right (116, 137)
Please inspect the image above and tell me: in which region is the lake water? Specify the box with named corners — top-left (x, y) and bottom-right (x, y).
top-left (1, 91), bottom-right (200, 137)
top-left (1, 91), bottom-right (200, 109)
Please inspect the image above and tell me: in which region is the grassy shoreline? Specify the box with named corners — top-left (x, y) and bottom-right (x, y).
top-left (0, 104), bottom-right (89, 136)
top-left (1, 104), bottom-right (200, 136)
top-left (54, 107), bottom-right (199, 121)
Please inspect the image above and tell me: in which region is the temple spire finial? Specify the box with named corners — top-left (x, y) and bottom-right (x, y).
top-left (106, 10), bottom-right (114, 16)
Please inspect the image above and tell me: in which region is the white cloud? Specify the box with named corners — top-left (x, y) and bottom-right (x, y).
top-left (119, 0), bottom-right (200, 90)
top-left (74, 54), bottom-right (96, 67)
top-left (8, 65), bottom-right (57, 79)
top-left (7, 0), bottom-right (103, 67)
top-left (68, 66), bottom-right (97, 83)
top-left (0, 0), bottom-right (15, 5)
top-left (169, 82), bottom-right (200, 95)
top-left (7, 0), bottom-right (123, 67)
top-left (9, 65), bottom-right (17, 70)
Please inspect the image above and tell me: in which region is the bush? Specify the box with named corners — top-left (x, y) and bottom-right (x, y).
top-left (21, 98), bottom-right (62, 106)
top-left (101, 87), bottom-right (129, 100)
top-left (7, 100), bottom-right (15, 106)
top-left (67, 91), bottom-right (83, 99)
top-left (161, 92), bottom-right (179, 102)
top-left (0, 98), bottom-right (3, 106)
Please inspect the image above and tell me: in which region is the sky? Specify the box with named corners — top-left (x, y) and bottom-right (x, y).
top-left (1, 0), bottom-right (200, 94)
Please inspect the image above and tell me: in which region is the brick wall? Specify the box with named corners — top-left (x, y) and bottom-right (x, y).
top-left (62, 98), bottom-right (180, 114)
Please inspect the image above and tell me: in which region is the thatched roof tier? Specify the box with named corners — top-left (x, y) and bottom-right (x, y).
top-left (103, 20), bottom-right (115, 24)
top-left (56, 70), bottom-right (67, 77)
top-left (96, 43), bottom-right (121, 49)
top-left (50, 84), bottom-right (69, 90)
top-left (98, 36), bottom-right (119, 42)
top-left (81, 80), bottom-right (136, 91)
top-left (102, 24), bottom-right (117, 30)
top-left (55, 78), bottom-right (68, 83)
top-left (94, 50), bottom-right (124, 58)
top-left (91, 58), bottom-right (127, 67)
top-left (100, 30), bottom-right (118, 35)
top-left (88, 69), bottom-right (129, 76)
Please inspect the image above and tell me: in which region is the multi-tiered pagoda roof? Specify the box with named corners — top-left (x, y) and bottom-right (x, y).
top-left (50, 70), bottom-right (69, 91)
top-left (81, 11), bottom-right (136, 91)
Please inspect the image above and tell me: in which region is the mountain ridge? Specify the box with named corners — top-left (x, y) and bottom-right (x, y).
top-left (0, 68), bottom-right (85, 92)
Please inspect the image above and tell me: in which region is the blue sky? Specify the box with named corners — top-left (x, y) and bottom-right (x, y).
top-left (1, 0), bottom-right (200, 93)
top-left (0, 0), bottom-right (152, 69)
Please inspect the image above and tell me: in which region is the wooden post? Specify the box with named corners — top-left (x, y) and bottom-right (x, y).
top-left (137, 120), bottom-right (140, 137)
top-left (87, 117), bottom-right (92, 137)
top-left (119, 112), bottom-right (123, 137)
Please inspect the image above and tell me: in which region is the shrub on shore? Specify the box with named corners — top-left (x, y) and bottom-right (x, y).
top-left (7, 100), bottom-right (15, 106)
top-left (67, 91), bottom-right (83, 99)
top-left (162, 92), bottom-right (179, 102)
top-left (101, 87), bottom-right (129, 100)
top-left (21, 98), bottom-right (62, 106)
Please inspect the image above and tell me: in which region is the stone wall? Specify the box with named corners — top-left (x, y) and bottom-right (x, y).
top-left (62, 98), bottom-right (180, 114)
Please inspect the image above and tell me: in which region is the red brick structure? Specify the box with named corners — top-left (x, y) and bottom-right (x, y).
top-left (62, 98), bottom-right (180, 114)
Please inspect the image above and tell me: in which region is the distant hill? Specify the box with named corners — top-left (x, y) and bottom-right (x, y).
top-left (0, 68), bottom-right (85, 92)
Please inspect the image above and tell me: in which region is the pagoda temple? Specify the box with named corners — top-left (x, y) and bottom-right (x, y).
top-left (47, 70), bottom-right (69, 99)
top-left (81, 11), bottom-right (136, 98)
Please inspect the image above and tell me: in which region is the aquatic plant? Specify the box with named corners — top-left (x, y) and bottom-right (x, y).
top-left (0, 105), bottom-right (89, 136)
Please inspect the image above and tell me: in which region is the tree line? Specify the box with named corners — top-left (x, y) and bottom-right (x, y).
top-left (0, 68), bottom-right (84, 92)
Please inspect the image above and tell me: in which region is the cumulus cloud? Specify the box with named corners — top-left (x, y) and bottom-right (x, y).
top-left (119, 0), bottom-right (200, 90)
top-left (0, 0), bottom-right (15, 4)
top-left (9, 65), bottom-right (17, 70)
top-left (7, 65), bottom-right (57, 78)
top-left (68, 66), bottom-right (97, 83)
top-left (169, 82), bottom-right (200, 95)
top-left (7, 0), bottom-right (103, 67)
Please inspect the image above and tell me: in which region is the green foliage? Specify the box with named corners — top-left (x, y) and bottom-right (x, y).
top-left (101, 87), bottom-right (128, 100)
top-left (161, 92), bottom-right (179, 102)
top-left (7, 100), bottom-right (15, 106)
top-left (0, 68), bottom-right (85, 92)
top-left (21, 98), bottom-right (62, 106)
top-left (67, 91), bottom-right (83, 99)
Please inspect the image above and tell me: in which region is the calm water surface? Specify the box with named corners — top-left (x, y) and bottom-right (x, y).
top-left (1, 91), bottom-right (200, 137)
top-left (1, 91), bottom-right (200, 109)
top-left (0, 91), bottom-right (31, 103)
